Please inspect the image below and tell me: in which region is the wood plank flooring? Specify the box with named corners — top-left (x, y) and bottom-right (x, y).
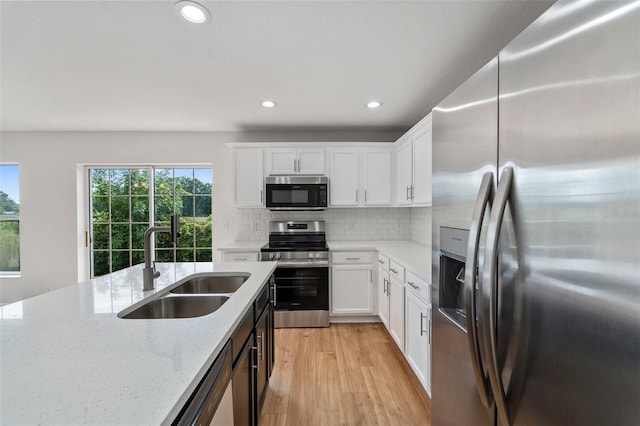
top-left (259, 323), bottom-right (432, 426)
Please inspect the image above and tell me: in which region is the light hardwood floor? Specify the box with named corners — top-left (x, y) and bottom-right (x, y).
top-left (259, 323), bottom-right (432, 426)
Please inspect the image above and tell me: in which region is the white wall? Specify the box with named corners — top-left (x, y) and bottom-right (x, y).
top-left (0, 130), bottom-right (402, 304)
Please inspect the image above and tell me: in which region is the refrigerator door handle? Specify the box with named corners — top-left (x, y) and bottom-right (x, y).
top-left (465, 171), bottom-right (494, 409)
top-left (481, 166), bottom-right (514, 426)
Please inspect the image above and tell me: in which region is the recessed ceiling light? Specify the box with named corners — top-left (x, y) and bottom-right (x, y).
top-left (366, 101), bottom-right (382, 109)
top-left (175, 1), bottom-right (211, 24)
top-left (261, 100), bottom-right (277, 108)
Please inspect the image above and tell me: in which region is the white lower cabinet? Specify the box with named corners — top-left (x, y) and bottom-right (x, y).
top-left (388, 276), bottom-right (405, 351)
top-left (405, 289), bottom-right (432, 396)
top-left (221, 251), bottom-right (259, 262)
top-left (377, 266), bottom-right (390, 328)
top-left (331, 251), bottom-right (375, 316)
top-left (331, 264), bottom-right (374, 314)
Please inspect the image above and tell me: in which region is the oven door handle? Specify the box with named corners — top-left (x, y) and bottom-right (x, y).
top-left (275, 261), bottom-right (329, 268)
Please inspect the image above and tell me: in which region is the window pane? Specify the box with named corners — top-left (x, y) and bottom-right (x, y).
top-left (93, 251), bottom-right (110, 277)
top-left (112, 251), bottom-right (130, 272)
top-left (194, 196), bottom-right (212, 217)
top-left (92, 224), bottom-right (109, 250)
top-left (155, 196), bottom-right (174, 222)
top-left (0, 221), bottom-right (20, 271)
top-left (176, 250), bottom-right (194, 262)
top-left (111, 224), bottom-right (130, 249)
top-left (131, 169), bottom-right (150, 196)
top-left (90, 169), bottom-right (109, 196)
top-left (196, 249), bottom-right (212, 262)
top-left (131, 197), bottom-right (149, 223)
top-left (155, 250), bottom-right (174, 262)
top-left (178, 218), bottom-right (194, 248)
top-left (195, 220), bottom-right (212, 248)
top-left (132, 250), bottom-right (144, 266)
top-left (194, 169), bottom-right (212, 194)
top-left (92, 197), bottom-right (109, 223)
top-left (110, 169), bottom-right (130, 195)
top-left (174, 169), bottom-right (193, 195)
top-left (155, 232), bottom-right (172, 249)
top-left (155, 169), bottom-right (173, 195)
top-left (180, 195), bottom-right (193, 217)
top-left (110, 196), bottom-right (130, 222)
top-left (131, 224), bottom-right (147, 250)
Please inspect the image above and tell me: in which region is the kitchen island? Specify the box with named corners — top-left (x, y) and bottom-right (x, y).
top-left (0, 261), bottom-right (277, 425)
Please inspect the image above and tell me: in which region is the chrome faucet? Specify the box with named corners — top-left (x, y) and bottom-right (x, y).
top-left (143, 214), bottom-right (181, 291)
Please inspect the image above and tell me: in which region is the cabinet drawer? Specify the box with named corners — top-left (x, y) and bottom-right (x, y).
top-left (222, 251), bottom-right (259, 262)
top-left (332, 251), bottom-right (374, 264)
top-left (377, 253), bottom-right (390, 271)
top-left (389, 260), bottom-right (405, 283)
top-left (405, 270), bottom-right (430, 304)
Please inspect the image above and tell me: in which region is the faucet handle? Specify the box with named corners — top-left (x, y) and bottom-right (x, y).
top-left (152, 261), bottom-right (161, 278)
top-left (170, 214), bottom-right (181, 246)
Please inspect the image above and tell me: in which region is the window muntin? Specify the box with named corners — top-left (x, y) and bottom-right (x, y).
top-left (0, 164), bottom-right (20, 274)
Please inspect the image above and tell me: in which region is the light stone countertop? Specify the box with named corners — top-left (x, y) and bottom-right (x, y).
top-left (328, 240), bottom-right (432, 283)
top-left (0, 261), bottom-right (277, 425)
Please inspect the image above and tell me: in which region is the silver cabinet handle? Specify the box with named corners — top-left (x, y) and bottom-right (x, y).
top-left (465, 171), bottom-right (494, 410)
top-left (390, 268), bottom-right (398, 273)
top-left (378, 259), bottom-right (384, 264)
top-left (271, 283), bottom-right (277, 306)
top-left (355, 189), bottom-right (358, 202)
top-left (481, 166), bottom-right (515, 426)
top-left (420, 312), bottom-right (426, 336)
top-left (364, 189), bottom-right (367, 202)
top-left (383, 278), bottom-right (388, 294)
top-left (260, 189), bottom-right (263, 203)
top-left (234, 256), bottom-right (248, 261)
top-left (252, 345), bottom-right (259, 372)
top-left (411, 185), bottom-right (415, 200)
top-left (257, 333), bottom-right (263, 360)
top-left (407, 281), bottom-right (419, 290)
top-left (346, 257), bottom-right (360, 261)
top-left (406, 186), bottom-right (410, 200)
top-left (428, 317), bottom-right (431, 344)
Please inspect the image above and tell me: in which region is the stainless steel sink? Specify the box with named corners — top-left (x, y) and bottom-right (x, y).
top-left (119, 295), bottom-right (229, 319)
top-left (169, 274), bottom-right (249, 295)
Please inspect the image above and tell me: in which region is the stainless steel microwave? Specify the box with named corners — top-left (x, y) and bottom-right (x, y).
top-left (265, 176), bottom-right (328, 211)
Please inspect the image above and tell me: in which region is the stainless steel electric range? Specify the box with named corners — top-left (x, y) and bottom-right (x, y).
top-left (260, 221), bottom-right (329, 328)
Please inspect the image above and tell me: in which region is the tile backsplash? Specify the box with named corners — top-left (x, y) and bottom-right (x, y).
top-left (235, 207), bottom-right (431, 244)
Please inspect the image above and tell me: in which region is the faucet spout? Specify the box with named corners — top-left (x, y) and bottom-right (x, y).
top-left (143, 214), bottom-right (181, 291)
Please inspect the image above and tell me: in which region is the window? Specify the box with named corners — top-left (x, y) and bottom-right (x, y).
top-left (88, 167), bottom-right (212, 277)
top-left (0, 164), bottom-right (20, 274)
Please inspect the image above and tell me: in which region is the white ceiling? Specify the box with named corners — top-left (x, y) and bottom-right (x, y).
top-left (0, 0), bottom-right (553, 133)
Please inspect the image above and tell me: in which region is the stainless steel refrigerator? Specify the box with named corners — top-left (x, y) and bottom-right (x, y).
top-left (431, 1), bottom-right (640, 425)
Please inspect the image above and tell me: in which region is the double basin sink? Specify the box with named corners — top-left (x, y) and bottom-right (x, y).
top-left (118, 273), bottom-right (249, 319)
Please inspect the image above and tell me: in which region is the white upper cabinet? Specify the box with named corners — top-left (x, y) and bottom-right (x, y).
top-left (329, 147), bottom-right (392, 207)
top-left (395, 140), bottom-right (413, 206)
top-left (394, 112), bottom-right (432, 206)
top-left (232, 148), bottom-right (264, 207)
top-left (363, 150), bottom-right (392, 206)
top-left (329, 149), bottom-right (359, 206)
top-left (267, 148), bottom-right (325, 175)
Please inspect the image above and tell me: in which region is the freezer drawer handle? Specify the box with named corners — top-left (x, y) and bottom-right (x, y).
top-left (465, 171), bottom-right (494, 409)
top-left (482, 166), bottom-right (517, 426)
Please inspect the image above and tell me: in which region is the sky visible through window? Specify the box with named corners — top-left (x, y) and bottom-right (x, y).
top-left (0, 165), bottom-right (20, 205)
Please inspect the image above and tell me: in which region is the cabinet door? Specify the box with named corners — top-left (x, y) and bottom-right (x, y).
top-left (232, 338), bottom-right (255, 426)
top-left (297, 148), bottom-right (325, 175)
top-left (331, 264), bottom-right (374, 314)
top-left (233, 149), bottom-right (264, 207)
top-left (411, 115), bottom-right (432, 206)
top-left (395, 141), bottom-right (413, 206)
top-left (363, 150), bottom-right (392, 206)
top-left (388, 277), bottom-right (405, 351)
top-left (405, 290), bottom-right (431, 395)
top-left (378, 267), bottom-right (390, 328)
top-left (255, 307), bottom-right (269, 409)
top-left (268, 149), bottom-right (297, 174)
top-left (329, 149), bottom-right (360, 206)
top-left (221, 251), bottom-right (259, 262)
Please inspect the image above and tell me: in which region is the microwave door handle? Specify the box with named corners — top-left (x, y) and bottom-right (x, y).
top-left (465, 171), bottom-right (494, 409)
top-left (481, 166), bottom-right (515, 426)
